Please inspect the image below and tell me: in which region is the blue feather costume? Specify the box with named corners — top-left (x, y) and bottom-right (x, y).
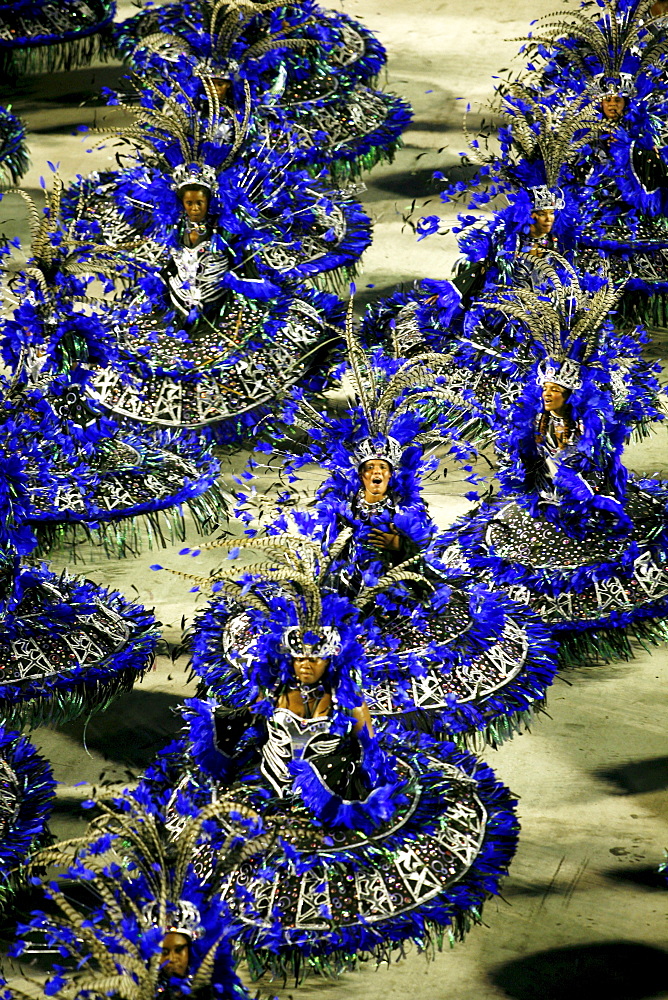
top-left (186, 333), bottom-right (559, 747)
top-left (0, 726), bottom-right (53, 910)
top-left (515, 0), bottom-right (668, 325)
top-left (9, 793), bottom-right (266, 999)
top-left (0, 179), bottom-right (228, 555)
top-left (57, 77), bottom-right (351, 445)
top-left (137, 566), bottom-right (520, 980)
top-left (439, 280), bottom-right (668, 665)
top-left (0, 106), bottom-right (28, 184)
top-left (0, 398), bottom-right (159, 727)
top-left (113, 0), bottom-right (411, 180)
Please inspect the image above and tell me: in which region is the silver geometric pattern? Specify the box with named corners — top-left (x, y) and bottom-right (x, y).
top-left (69, 171), bottom-right (165, 267)
top-left (0, 582), bottom-right (131, 685)
top-left (221, 612), bottom-right (257, 676)
top-left (261, 199), bottom-right (348, 274)
top-left (93, 297), bottom-right (328, 427)
top-left (321, 89), bottom-right (391, 150)
top-left (289, 86), bottom-right (392, 153)
top-left (0, 1), bottom-right (104, 40)
top-left (365, 617), bottom-right (529, 714)
top-left (27, 441), bottom-right (203, 515)
top-left (503, 552), bottom-right (668, 624)
top-left (327, 15), bottom-right (367, 68)
top-left (218, 753), bottom-right (487, 934)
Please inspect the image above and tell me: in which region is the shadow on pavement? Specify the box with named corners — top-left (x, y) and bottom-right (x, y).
top-left (491, 941), bottom-right (668, 1000)
top-left (370, 165), bottom-right (457, 199)
top-left (601, 864), bottom-right (668, 891)
top-left (0, 64), bottom-right (125, 105)
top-left (595, 756), bottom-right (668, 794)
top-left (55, 689), bottom-right (185, 769)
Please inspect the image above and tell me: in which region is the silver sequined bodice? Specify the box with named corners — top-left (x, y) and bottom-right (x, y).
top-left (260, 708), bottom-right (334, 798)
top-left (168, 240), bottom-right (230, 315)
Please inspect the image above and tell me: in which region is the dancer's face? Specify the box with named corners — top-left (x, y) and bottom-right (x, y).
top-left (161, 933), bottom-right (190, 978)
top-left (211, 77), bottom-right (232, 102)
top-left (601, 95), bottom-right (626, 120)
top-left (182, 189), bottom-right (209, 223)
top-left (292, 654), bottom-right (329, 685)
top-left (542, 382), bottom-right (570, 416)
top-left (359, 460), bottom-right (392, 503)
top-left (530, 209), bottom-right (555, 236)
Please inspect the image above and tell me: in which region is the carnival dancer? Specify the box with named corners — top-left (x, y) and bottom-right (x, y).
top-left (114, 0), bottom-right (411, 180)
top-left (140, 545), bottom-right (519, 980)
top-left (517, 0), bottom-right (668, 325)
top-left (57, 76), bottom-right (350, 443)
top-left (64, 77), bottom-right (350, 443)
top-left (7, 795), bottom-right (272, 999)
top-left (184, 314), bottom-right (559, 745)
top-left (364, 86), bottom-right (606, 366)
top-left (65, 74), bottom-right (372, 293)
top-left (0, 176), bottom-right (227, 555)
top-left (441, 273), bottom-right (668, 665)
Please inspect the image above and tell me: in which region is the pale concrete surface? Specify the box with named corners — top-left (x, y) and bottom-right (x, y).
top-left (1, 1), bottom-right (667, 999)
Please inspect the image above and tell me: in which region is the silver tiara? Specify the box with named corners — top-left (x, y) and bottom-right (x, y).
top-left (195, 57), bottom-right (239, 80)
top-left (282, 625), bottom-right (342, 658)
top-left (141, 900), bottom-right (203, 940)
top-left (352, 436), bottom-right (403, 470)
top-left (536, 357), bottom-right (582, 391)
top-left (528, 185), bottom-right (565, 212)
top-left (172, 163), bottom-right (218, 195)
top-left (592, 73), bottom-right (635, 98)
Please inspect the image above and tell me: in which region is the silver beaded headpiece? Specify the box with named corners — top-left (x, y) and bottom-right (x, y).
top-left (591, 73), bottom-right (635, 99)
top-left (353, 435), bottom-right (403, 471)
top-left (282, 625), bottom-right (342, 658)
top-left (536, 357), bottom-right (582, 392)
top-left (142, 900), bottom-right (203, 941)
top-left (172, 163), bottom-right (218, 195)
top-left (528, 185), bottom-right (565, 212)
top-left (195, 57), bottom-right (240, 81)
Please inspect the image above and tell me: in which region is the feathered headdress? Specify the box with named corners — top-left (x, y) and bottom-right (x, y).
top-left (469, 83), bottom-right (606, 202)
top-left (275, 296), bottom-right (474, 490)
top-left (196, 0), bottom-right (318, 79)
top-left (99, 75), bottom-right (253, 196)
top-left (162, 529), bottom-right (430, 661)
top-left (520, 0), bottom-right (668, 99)
top-left (8, 794), bottom-right (274, 1000)
top-left (157, 529), bottom-right (447, 753)
top-left (124, 0), bottom-right (321, 111)
top-left (4, 172), bottom-right (136, 298)
top-left (473, 255), bottom-right (623, 388)
top-left (446, 82), bottom-right (607, 234)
